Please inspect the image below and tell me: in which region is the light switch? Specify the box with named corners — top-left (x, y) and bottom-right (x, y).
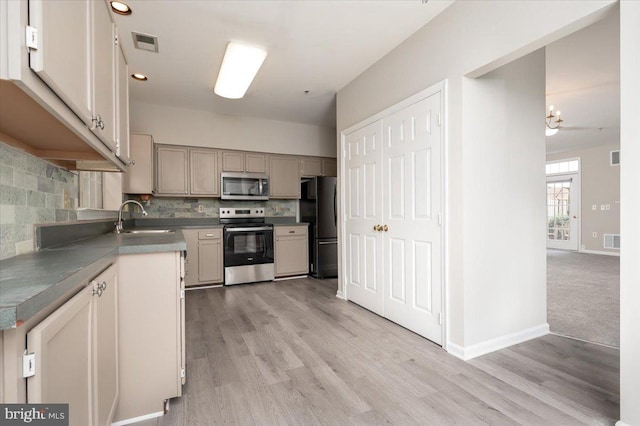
top-left (601, 205), bottom-right (606, 210)
top-left (592, 232), bottom-right (597, 238)
top-left (605, 204), bottom-right (611, 210)
top-left (592, 204), bottom-right (597, 210)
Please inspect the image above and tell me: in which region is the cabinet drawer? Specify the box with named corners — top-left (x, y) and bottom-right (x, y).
top-left (198, 229), bottom-right (222, 240)
top-left (275, 226), bottom-right (308, 237)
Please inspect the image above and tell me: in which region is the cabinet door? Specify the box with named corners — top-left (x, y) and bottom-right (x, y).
top-left (301, 157), bottom-right (323, 177)
top-left (269, 156), bottom-right (301, 199)
top-left (123, 134), bottom-right (153, 194)
top-left (116, 37), bottom-right (130, 160)
top-left (28, 0), bottom-right (93, 125)
top-left (183, 229), bottom-right (199, 287)
top-left (27, 284), bottom-right (93, 426)
top-left (245, 153), bottom-right (267, 173)
top-left (198, 240), bottom-right (223, 283)
top-left (322, 158), bottom-right (337, 177)
top-left (92, 265), bottom-right (118, 426)
top-left (91, 0), bottom-right (117, 150)
top-left (190, 149), bottom-right (219, 196)
top-left (221, 151), bottom-right (245, 172)
top-left (156, 145), bottom-right (189, 195)
top-left (275, 235), bottom-right (309, 277)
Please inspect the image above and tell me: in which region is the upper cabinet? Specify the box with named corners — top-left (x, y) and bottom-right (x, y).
top-left (0, 0), bottom-right (129, 170)
top-left (156, 145), bottom-right (189, 196)
top-left (91, 0), bottom-right (117, 151)
top-left (123, 134), bottom-right (154, 195)
top-left (221, 151), bottom-right (267, 173)
top-left (269, 156), bottom-right (301, 199)
top-left (28, 0), bottom-right (93, 126)
top-left (115, 34), bottom-right (130, 160)
top-left (153, 144), bottom-right (220, 197)
top-left (300, 157), bottom-right (323, 177)
top-left (322, 158), bottom-right (337, 177)
top-left (190, 149), bottom-right (219, 196)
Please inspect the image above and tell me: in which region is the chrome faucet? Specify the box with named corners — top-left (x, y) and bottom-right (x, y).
top-left (115, 200), bottom-right (148, 234)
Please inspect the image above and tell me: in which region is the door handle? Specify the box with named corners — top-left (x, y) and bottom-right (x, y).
top-left (383, 225), bottom-right (388, 232)
top-left (373, 224), bottom-right (382, 231)
top-left (572, 215), bottom-right (578, 219)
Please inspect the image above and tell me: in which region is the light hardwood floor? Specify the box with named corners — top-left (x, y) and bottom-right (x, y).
top-left (145, 277), bottom-right (619, 425)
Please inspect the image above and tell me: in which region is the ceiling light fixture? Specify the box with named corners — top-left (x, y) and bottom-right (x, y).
top-left (545, 105), bottom-right (563, 136)
top-left (214, 42), bottom-right (267, 99)
top-left (110, 1), bottom-right (132, 15)
top-left (131, 73), bottom-right (148, 81)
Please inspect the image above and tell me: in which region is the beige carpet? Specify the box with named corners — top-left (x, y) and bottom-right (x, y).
top-left (547, 249), bottom-right (619, 347)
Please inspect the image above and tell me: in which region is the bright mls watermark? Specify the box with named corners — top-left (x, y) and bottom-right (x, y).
top-left (0, 404), bottom-right (68, 425)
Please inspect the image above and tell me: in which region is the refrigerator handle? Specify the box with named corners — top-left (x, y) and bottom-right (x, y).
top-left (333, 183), bottom-right (337, 227)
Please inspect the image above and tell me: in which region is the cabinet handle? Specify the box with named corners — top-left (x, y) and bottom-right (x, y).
top-left (289, 230), bottom-right (295, 234)
top-left (205, 233), bottom-right (214, 237)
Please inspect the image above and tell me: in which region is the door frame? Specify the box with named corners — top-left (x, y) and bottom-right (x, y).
top-left (546, 170), bottom-right (581, 251)
top-left (338, 80), bottom-right (449, 349)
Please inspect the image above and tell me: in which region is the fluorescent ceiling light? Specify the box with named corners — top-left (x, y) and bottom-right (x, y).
top-left (214, 42), bottom-right (267, 99)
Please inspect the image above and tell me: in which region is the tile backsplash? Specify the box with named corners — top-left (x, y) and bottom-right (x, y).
top-left (0, 142), bottom-right (79, 260)
top-left (125, 195), bottom-right (297, 219)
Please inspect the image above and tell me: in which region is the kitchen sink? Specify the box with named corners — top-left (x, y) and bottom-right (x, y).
top-left (121, 229), bottom-right (175, 235)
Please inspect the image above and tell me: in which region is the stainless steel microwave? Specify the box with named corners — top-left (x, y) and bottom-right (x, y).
top-left (220, 172), bottom-right (269, 201)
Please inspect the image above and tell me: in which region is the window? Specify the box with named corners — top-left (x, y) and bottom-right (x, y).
top-left (546, 159), bottom-right (579, 175)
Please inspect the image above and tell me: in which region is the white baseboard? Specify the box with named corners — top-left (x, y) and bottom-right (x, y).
top-left (111, 410), bottom-right (164, 426)
top-left (336, 290), bottom-right (345, 299)
top-left (615, 421), bottom-right (631, 426)
top-left (580, 249), bottom-right (620, 257)
top-left (447, 323), bottom-right (550, 361)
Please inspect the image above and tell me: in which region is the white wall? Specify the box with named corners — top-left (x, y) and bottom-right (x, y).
top-left (619, 2), bottom-right (640, 425)
top-left (462, 49), bottom-right (547, 348)
top-left (130, 101), bottom-right (336, 157)
top-left (337, 0), bottom-right (616, 348)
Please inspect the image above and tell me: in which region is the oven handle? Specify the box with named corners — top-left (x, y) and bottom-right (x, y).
top-left (225, 226), bottom-right (273, 232)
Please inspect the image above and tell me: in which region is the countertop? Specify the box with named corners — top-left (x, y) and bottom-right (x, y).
top-left (0, 229), bottom-right (187, 330)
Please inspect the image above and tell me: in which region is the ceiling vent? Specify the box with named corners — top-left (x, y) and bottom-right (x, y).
top-left (132, 31), bottom-right (159, 53)
top-left (610, 150), bottom-right (620, 166)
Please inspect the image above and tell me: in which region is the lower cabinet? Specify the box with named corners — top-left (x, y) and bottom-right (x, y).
top-left (115, 252), bottom-right (184, 424)
top-left (274, 225), bottom-right (309, 277)
top-left (26, 264), bottom-right (118, 426)
top-left (183, 228), bottom-right (223, 286)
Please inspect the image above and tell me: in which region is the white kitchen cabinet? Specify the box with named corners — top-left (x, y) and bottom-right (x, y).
top-left (184, 228), bottom-right (223, 286)
top-left (274, 225), bottom-right (309, 277)
top-left (91, 0), bottom-right (117, 150)
top-left (4, 0), bottom-right (129, 170)
top-left (28, 0), bottom-right (93, 126)
top-left (123, 134), bottom-right (154, 194)
top-left (115, 35), bottom-right (130, 160)
top-left (115, 252), bottom-right (184, 424)
top-left (269, 156), bottom-right (301, 199)
top-left (26, 264), bottom-right (118, 426)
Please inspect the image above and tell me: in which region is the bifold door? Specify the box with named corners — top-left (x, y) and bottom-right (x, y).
top-left (344, 88), bottom-right (444, 345)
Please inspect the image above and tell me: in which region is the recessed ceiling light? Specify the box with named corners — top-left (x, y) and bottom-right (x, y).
top-left (131, 73), bottom-right (148, 81)
top-left (214, 42), bottom-right (267, 99)
top-left (110, 1), bottom-right (132, 15)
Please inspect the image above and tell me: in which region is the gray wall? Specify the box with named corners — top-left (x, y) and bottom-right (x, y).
top-left (0, 142), bottom-right (78, 260)
top-left (547, 144), bottom-right (620, 253)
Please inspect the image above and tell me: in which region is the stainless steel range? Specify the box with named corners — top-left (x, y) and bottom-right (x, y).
top-left (220, 207), bottom-right (274, 285)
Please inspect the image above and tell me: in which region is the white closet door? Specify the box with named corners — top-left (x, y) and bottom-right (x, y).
top-left (382, 94), bottom-right (443, 344)
top-left (344, 120), bottom-right (385, 316)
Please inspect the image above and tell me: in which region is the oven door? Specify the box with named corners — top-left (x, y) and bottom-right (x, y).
top-left (223, 226), bottom-right (274, 267)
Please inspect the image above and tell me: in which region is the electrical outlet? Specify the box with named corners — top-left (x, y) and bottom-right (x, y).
top-left (601, 205), bottom-right (606, 210)
top-left (197, 205), bottom-right (204, 213)
top-left (592, 204), bottom-right (597, 210)
top-left (592, 232), bottom-right (597, 238)
top-left (605, 204), bottom-right (611, 210)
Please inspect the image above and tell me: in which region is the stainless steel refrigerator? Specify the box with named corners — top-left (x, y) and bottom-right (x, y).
top-left (300, 177), bottom-right (338, 278)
